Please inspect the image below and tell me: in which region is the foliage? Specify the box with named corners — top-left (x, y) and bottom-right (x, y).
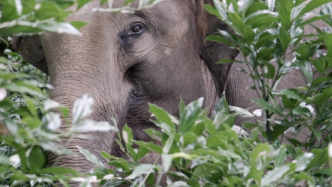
top-left (205, 0), bottom-right (332, 185)
top-left (1, 0), bottom-right (332, 186)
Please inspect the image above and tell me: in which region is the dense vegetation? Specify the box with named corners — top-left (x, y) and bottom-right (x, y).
top-left (1, 0), bottom-right (332, 186)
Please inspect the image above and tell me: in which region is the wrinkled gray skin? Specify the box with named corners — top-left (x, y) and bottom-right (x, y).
top-left (12, 0), bottom-right (326, 184)
top-left (11, 0), bottom-right (238, 177)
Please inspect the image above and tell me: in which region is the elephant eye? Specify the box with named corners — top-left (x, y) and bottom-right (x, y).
top-left (129, 23), bottom-right (144, 35)
top-left (120, 23), bottom-right (146, 51)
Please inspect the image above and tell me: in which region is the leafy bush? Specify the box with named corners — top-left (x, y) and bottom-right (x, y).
top-left (1, 0), bottom-right (332, 186)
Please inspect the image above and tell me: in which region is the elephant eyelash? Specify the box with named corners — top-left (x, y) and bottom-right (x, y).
top-left (119, 23), bottom-right (147, 52)
top-left (128, 23), bottom-right (145, 36)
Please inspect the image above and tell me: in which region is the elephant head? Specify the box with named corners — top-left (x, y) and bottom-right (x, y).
top-left (11, 0), bottom-right (238, 174)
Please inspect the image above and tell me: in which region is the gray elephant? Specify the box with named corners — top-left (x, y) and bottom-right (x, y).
top-left (11, 0), bottom-right (327, 185)
top-left (11, 0), bottom-right (239, 176)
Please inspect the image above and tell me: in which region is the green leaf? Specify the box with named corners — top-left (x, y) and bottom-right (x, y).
top-left (0, 156), bottom-right (10, 165)
top-left (34, 1), bottom-right (69, 20)
top-left (255, 29), bottom-right (278, 48)
top-left (264, 63), bottom-right (276, 79)
top-left (190, 122), bottom-right (205, 136)
top-left (280, 89), bottom-right (303, 101)
top-left (178, 98), bottom-right (204, 134)
top-left (206, 134), bottom-right (226, 148)
top-left (22, 116), bottom-right (42, 129)
top-left (217, 59), bottom-right (240, 63)
top-left (277, 0), bottom-right (293, 30)
top-left (309, 87), bottom-right (332, 107)
top-left (100, 151), bottom-right (117, 160)
top-left (312, 168), bottom-right (331, 175)
top-left (228, 12), bottom-right (246, 34)
top-left (29, 146), bottom-right (45, 173)
top-left (212, 0), bottom-right (228, 20)
top-left (266, 0), bottom-right (275, 11)
top-left (246, 2), bottom-right (268, 16)
top-left (3, 81), bottom-right (45, 98)
top-left (213, 94), bottom-right (232, 129)
top-left (163, 134), bottom-right (175, 154)
top-left (72, 94), bottom-right (94, 124)
top-left (218, 30), bottom-right (238, 43)
top-left (1, 2), bottom-right (19, 22)
top-left (306, 148), bottom-right (328, 170)
top-left (204, 4), bottom-right (221, 19)
top-left (77, 0), bottom-right (92, 10)
top-left (291, 172), bottom-right (314, 182)
top-left (274, 146), bottom-right (287, 167)
top-left (204, 118), bottom-right (217, 135)
top-left (243, 25), bottom-right (255, 44)
top-left (312, 57), bottom-right (329, 74)
top-left (261, 166), bottom-right (290, 186)
top-left (124, 0), bottom-right (136, 5)
top-left (253, 99), bottom-right (281, 115)
top-left (39, 167), bottom-right (79, 176)
top-left (292, 106), bottom-right (311, 116)
top-left (43, 99), bottom-right (61, 111)
top-left (245, 10), bottom-right (278, 28)
top-left (294, 153), bottom-right (314, 172)
top-left (179, 98), bottom-right (186, 117)
top-left (77, 146), bottom-right (105, 168)
top-left (149, 104), bottom-right (175, 134)
top-left (279, 26), bottom-right (291, 52)
top-left (192, 163), bottom-right (215, 179)
top-left (134, 141), bottom-right (162, 154)
top-left (271, 125), bottom-right (290, 141)
top-left (229, 106), bottom-right (253, 118)
top-left (162, 154), bottom-right (172, 172)
top-left (39, 142), bottom-right (73, 155)
top-left (37, 22), bottom-right (82, 36)
top-left (72, 120), bottom-right (116, 132)
top-left (17, 149), bottom-right (28, 172)
top-left (144, 128), bottom-right (162, 140)
top-left (108, 158), bottom-right (131, 173)
top-left (146, 174), bottom-right (155, 186)
top-left (59, 179), bottom-right (72, 187)
top-left (25, 97), bottom-right (37, 117)
top-left (100, 0), bottom-right (108, 6)
top-left (299, 0), bottom-right (332, 18)
top-left (243, 122), bottom-right (259, 130)
top-left (193, 148), bottom-right (241, 160)
top-left (45, 112), bottom-right (61, 131)
top-left (126, 164), bottom-right (156, 179)
top-left (182, 132), bottom-right (198, 147)
top-left (251, 143), bottom-right (272, 165)
top-left (70, 21), bottom-right (89, 30)
top-left (135, 147), bottom-right (149, 161)
top-left (312, 129), bottom-right (322, 141)
top-left (122, 125), bottom-right (136, 158)
top-left (205, 35), bottom-right (236, 47)
top-left (325, 33), bottom-right (332, 58)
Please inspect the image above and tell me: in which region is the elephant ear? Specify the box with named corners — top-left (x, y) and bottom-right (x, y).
top-left (195, 0), bottom-right (239, 96)
top-left (11, 36), bottom-right (48, 74)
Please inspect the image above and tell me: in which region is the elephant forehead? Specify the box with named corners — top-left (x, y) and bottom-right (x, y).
top-left (66, 0), bottom-right (194, 27)
top-left (148, 0), bottom-right (192, 39)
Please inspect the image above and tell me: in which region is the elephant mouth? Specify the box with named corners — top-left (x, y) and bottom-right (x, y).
top-left (10, 36), bottom-right (25, 51)
top-left (124, 89), bottom-right (155, 142)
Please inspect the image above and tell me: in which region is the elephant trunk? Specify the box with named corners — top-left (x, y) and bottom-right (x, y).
top-left (41, 32), bottom-right (133, 173)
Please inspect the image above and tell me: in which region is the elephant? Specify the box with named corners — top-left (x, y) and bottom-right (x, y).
top-left (11, 0), bottom-right (239, 177)
top-left (11, 0), bottom-right (328, 185)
